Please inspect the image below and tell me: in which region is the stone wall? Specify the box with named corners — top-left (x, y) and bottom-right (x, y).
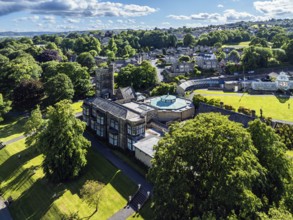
top-left (197, 103), bottom-right (255, 127)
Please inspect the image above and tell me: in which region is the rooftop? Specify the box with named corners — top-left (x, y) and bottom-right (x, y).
top-left (85, 97), bottom-right (142, 121)
top-left (122, 102), bottom-right (155, 114)
top-left (133, 129), bottom-right (161, 157)
top-left (146, 95), bottom-right (193, 110)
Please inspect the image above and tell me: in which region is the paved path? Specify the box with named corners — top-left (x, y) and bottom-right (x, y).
top-left (3, 135), bottom-right (25, 146)
top-left (84, 132), bottom-right (153, 220)
top-left (85, 132), bottom-right (153, 192)
top-left (0, 198), bottom-right (13, 220)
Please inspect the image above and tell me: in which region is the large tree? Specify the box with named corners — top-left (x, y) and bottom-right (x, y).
top-left (76, 52), bottom-right (96, 70)
top-left (248, 120), bottom-right (292, 209)
top-left (0, 93), bottom-right (11, 122)
top-left (0, 53), bottom-right (42, 95)
top-left (27, 100), bottom-right (90, 182)
top-left (116, 61), bottom-right (157, 90)
top-left (284, 40), bottom-right (293, 65)
top-left (45, 73), bottom-right (74, 105)
top-left (183, 33), bottom-right (195, 47)
top-left (13, 79), bottom-right (44, 110)
top-left (42, 61), bottom-right (92, 98)
top-left (80, 180), bottom-right (104, 215)
top-left (149, 113), bottom-right (264, 219)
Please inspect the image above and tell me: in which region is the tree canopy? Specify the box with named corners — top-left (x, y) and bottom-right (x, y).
top-left (149, 113), bottom-right (264, 219)
top-left (116, 61), bottom-right (157, 90)
top-left (45, 73), bottom-right (74, 105)
top-left (26, 100), bottom-right (90, 182)
top-left (0, 93), bottom-right (11, 122)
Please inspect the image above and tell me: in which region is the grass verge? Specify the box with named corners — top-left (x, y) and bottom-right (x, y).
top-left (112, 150), bottom-right (148, 177)
top-left (0, 139), bottom-right (136, 220)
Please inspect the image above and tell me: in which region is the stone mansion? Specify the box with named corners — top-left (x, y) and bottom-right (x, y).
top-left (82, 65), bottom-right (195, 167)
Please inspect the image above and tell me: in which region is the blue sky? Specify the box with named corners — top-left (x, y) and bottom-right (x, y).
top-left (0, 0), bottom-right (292, 32)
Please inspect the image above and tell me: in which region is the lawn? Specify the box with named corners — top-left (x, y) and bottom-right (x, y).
top-left (194, 90), bottom-right (293, 122)
top-left (112, 150), bottom-right (148, 177)
top-left (71, 101), bottom-right (83, 114)
top-left (222, 41), bottom-right (251, 49)
top-left (0, 101), bottom-right (82, 144)
top-left (0, 116), bottom-right (27, 143)
top-left (0, 139), bottom-right (137, 220)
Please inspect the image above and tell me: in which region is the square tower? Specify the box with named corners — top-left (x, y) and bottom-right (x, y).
top-left (95, 64), bottom-right (114, 99)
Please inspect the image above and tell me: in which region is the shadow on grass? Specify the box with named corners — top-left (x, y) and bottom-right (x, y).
top-left (8, 178), bottom-right (65, 220)
top-left (64, 148), bottom-right (136, 201)
top-left (275, 93), bottom-right (290, 103)
top-left (0, 147), bottom-right (37, 181)
top-left (0, 117), bottom-right (27, 141)
top-left (129, 200), bottom-right (153, 220)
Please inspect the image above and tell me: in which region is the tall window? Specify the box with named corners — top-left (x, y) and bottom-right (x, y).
top-left (96, 125), bottom-right (104, 137)
top-left (92, 110), bottom-right (97, 117)
top-left (83, 108), bottom-right (89, 116)
top-left (110, 119), bottom-right (119, 130)
top-left (109, 133), bottom-right (118, 146)
top-left (127, 138), bottom-right (134, 151)
top-left (90, 120), bottom-right (96, 130)
top-left (97, 115), bottom-right (104, 125)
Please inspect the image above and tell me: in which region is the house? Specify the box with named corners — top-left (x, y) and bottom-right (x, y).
top-left (195, 53), bottom-right (218, 70)
top-left (165, 61), bottom-right (194, 78)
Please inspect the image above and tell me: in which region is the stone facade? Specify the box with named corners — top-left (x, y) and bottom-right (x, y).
top-left (83, 97), bottom-right (146, 152)
top-left (95, 65), bottom-right (114, 98)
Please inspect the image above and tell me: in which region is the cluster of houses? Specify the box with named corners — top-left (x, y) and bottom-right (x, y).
top-left (93, 44), bottom-right (242, 80)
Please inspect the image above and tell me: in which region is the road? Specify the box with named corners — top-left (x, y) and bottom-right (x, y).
top-left (0, 198), bottom-right (13, 220)
top-left (150, 59), bottom-right (164, 82)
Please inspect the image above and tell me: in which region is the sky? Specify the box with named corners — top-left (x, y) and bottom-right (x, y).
top-left (0, 0), bottom-right (292, 32)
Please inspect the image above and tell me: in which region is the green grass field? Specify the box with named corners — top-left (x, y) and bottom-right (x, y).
top-left (0, 139), bottom-right (137, 220)
top-left (0, 116), bottom-right (27, 143)
top-left (195, 90), bottom-right (293, 122)
top-left (222, 41), bottom-right (251, 49)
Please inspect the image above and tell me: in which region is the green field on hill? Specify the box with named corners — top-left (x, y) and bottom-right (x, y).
top-left (222, 41), bottom-right (251, 49)
top-left (195, 90), bottom-right (293, 122)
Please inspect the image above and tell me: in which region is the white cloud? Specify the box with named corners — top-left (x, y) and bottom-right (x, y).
top-left (43, 15), bottom-right (56, 23)
top-left (67, 18), bottom-right (80, 23)
top-left (254, 0), bottom-right (293, 16)
top-left (168, 9), bottom-right (266, 23)
top-left (14, 15), bottom-right (39, 22)
top-left (217, 4), bottom-right (224, 8)
top-left (0, 0), bottom-right (157, 17)
top-left (161, 22), bottom-right (170, 25)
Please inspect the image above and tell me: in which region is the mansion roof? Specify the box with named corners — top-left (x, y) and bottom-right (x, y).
top-left (90, 97), bottom-right (141, 121)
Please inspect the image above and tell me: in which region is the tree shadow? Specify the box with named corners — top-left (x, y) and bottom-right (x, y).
top-left (64, 148), bottom-right (136, 201)
top-left (0, 117), bottom-right (27, 141)
top-left (0, 147), bottom-right (37, 182)
top-left (275, 93), bottom-right (290, 104)
top-left (7, 178), bottom-right (65, 220)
